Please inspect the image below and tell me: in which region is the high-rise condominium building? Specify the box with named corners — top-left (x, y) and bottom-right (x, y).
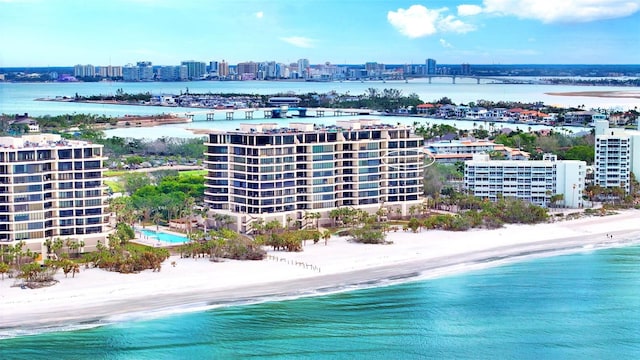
top-left (123, 62), bottom-right (154, 81)
top-left (204, 120), bottom-right (425, 233)
top-left (0, 134), bottom-right (109, 254)
top-left (594, 119), bottom-right (640, 194)
top-left (218, 60), bottom-right (230, 77)
top-left (74, 64), bottom-right (95, 77)
top-left (181, 60), bottom-right (207, 80)
top-left (96, 65), bottom-right (123, 78)
top-left (158, 65), bottom-right (188, 81)
top-left (297, 58), bottom-right (310, 79)
top-left (426, 58), bottom-right (436, 75)
top-left (464, 153), bottom-right (586, 208)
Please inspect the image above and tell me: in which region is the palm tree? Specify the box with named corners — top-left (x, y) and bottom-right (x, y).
top-left (152, 211), bottom-right (163, 233)
top-left (71, 263), bottom-right (80, 278)
top-left (0, 262), bottom-right (9, 280)
top-left (322, 229), bottom-right (331, 246)
top-left (408, 205), bottom-right (418, 218)
top-left (43, 238), bottom-right (53, 259)
top-left (52, 238), bottom-right (64, 259)
top-left (311, 212), bottom-right (321, 229)
top-left (250, 218), bottom-right (265, 235)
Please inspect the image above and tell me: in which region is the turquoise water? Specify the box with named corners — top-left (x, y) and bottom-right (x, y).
top-left (2, 245), bottom-right (639, 359)
top-left (138, 228), bottom-right (188, 244)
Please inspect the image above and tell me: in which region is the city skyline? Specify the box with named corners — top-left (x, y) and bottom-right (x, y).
top-left (1, 0), bottom-right (639, 67)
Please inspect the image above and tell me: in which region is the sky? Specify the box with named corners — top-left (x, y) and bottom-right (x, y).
top-left (1, 0), bottom-right (639, 67)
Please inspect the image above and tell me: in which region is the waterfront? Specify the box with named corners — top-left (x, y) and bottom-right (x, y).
top-left (2, 79), bottom-right (638, 118)
top-left (1, 80), bottom-right (639, 359)
top-left (1, 79), bottom-right (619, 139)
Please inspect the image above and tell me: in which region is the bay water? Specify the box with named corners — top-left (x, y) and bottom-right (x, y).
top-left (2, 79), bottom-right (623, 139)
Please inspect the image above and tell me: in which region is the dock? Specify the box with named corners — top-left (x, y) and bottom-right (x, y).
top-left (182, 108), bottom-right (375, 121)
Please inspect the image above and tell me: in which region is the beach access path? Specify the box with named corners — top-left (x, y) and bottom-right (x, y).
top-left (1, 210), bottom-right (639, 331)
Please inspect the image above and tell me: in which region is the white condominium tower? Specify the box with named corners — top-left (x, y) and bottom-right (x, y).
top-left (464, 153), bottom-right (586, 208)
top-left (594, 119), bottom-right (640, 194)
top-left (204, 120), bottom-right (425, 233)
top-left (0, 134), bottom-right (109, 254)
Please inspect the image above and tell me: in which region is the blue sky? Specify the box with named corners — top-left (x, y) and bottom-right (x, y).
top-left (1, 0), bottom-right (639, 67)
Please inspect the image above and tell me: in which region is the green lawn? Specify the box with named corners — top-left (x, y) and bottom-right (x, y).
top-left (104, 170), bottom-right (128, 177)
top-left (179, 169), bottom-right (207, 177)
top-left (105, 180), bottom-right (124, 193)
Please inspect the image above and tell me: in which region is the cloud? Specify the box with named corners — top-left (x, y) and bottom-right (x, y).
top-left (439, 38), bottom-right (452, 48)
top-left (387, 5), bottom-right (476, 38)
top-left (457, 4), bottom-right (482, 16)
top-left (280, 36), bottom-right (314, 48)
top-left (481, 0), bottom-right (640, 23)
top-left (255, 11), bottom-right (263, 19)
top-left (438, 15), bottom-right (476, 33)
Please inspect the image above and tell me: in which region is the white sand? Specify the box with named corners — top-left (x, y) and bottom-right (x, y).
top-left (2, 210), bottom-right (640, 330)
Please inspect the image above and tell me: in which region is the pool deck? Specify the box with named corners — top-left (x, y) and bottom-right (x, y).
top-left (133, 225), bottom-right (190, 247)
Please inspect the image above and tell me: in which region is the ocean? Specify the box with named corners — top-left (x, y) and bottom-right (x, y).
top-left (1, 244), bottom-right (639, 359)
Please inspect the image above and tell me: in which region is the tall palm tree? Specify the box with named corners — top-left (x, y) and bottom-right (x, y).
top-left (322, 229), bottom-right (331, 245)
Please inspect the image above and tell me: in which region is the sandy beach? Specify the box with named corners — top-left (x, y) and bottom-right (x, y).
top-left (1, 210), bottom-right (640, 331)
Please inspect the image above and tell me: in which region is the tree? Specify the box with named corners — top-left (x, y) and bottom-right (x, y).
top-left (122, 172), bottom-right (152, 194)
top-left (550, 194), bottom-right (564, 208)
top-left (0, 262), bottom-right (9, 280)
top-left (351, 224), bottom-right (386, 244)
top-left (563, 145), bottom-right (595, 164)
top-left (322, 229), bottom-right (331, 245)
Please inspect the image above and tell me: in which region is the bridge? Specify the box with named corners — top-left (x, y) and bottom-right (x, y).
top-left (421, 75), bottom-right (539, 84)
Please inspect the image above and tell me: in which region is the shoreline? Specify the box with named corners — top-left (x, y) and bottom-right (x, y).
top-left (1, 210), bottom-right (640, 334)
top-left (545, 90), bottom-right (640, 99)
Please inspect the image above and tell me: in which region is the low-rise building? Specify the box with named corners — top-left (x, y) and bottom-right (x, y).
top-left (425, 139), bottom-right (530, 164)
top-left (464, 153), bottom-right (586, 208)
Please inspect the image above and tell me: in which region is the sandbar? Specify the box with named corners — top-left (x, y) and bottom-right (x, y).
top-left (545, 90), bottom-right (640, 99)
top-left (1, 210), bottom-right (639, 333)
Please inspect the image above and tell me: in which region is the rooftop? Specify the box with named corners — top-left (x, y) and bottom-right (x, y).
top-left (208, 119), bottom-right (413, 135)
top-left (0, 134), bottom-right (100, 150)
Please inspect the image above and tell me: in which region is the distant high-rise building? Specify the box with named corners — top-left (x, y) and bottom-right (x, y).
top-left (74, 64), bottom-right (95, 77)
top-left (426, 58), bottom-right (436, 75)
top-left (181, 60), bottom-right (206, 80)
top-left (122, 64), bottom-right (139, 81)
top-left (237, 61), bottom-right (259, 79)
top-left (365, 62), bottom-right (385, 77)
top-left (109, 66), bottom-right (123, 78)
top-left (297, 58), bottom-right (310, 79)
top-left (123, 62), bottom-right (154, 81)
top-left (136, 61), bottom-right (154, 81)
top-left (158, 65), bottom-right (188, 81)
top-left (461, 63), bottom-right (471, 75)
top-left (95, 65), bottom-right (122, 78)
top-left (208, 61), bottom-right (219, 74)
top-left (218, 60), bottom-right (229, 77)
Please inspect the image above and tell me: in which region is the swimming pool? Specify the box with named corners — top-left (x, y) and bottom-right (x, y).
top-left (138, 228), bottom-right (189, 244)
